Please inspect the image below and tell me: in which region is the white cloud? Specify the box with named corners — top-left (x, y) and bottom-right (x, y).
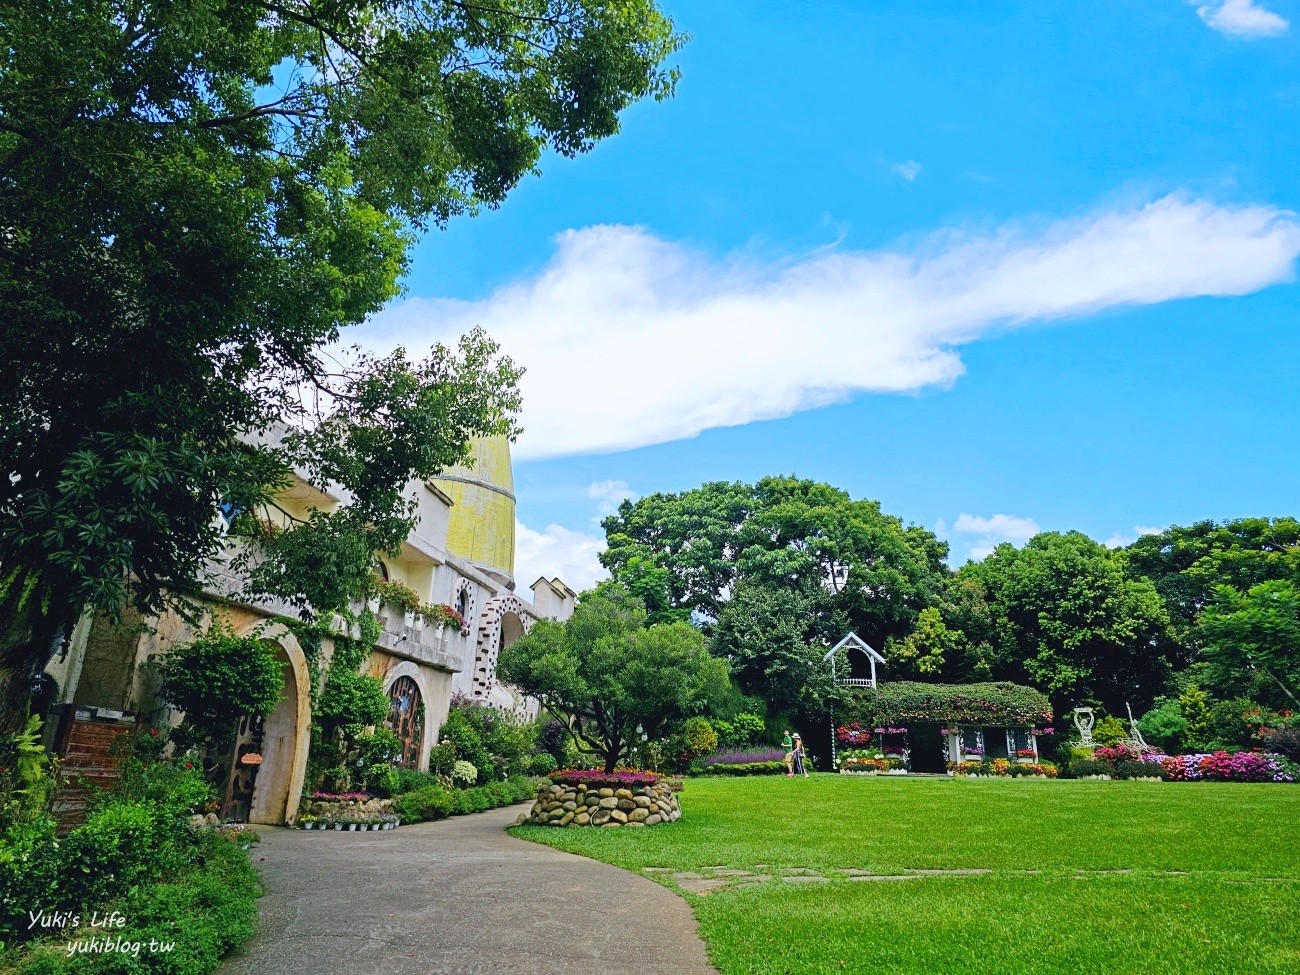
top-left (364, 194), bottom-right (1300, 460)
top-left (515, 521), bottom-right (607, 593)
top-left (1104, 525), bottom-right (1166, 549)
top-left (587, 479), bottom-right (637, 516)
top-left (893, 160), bottom-right (922, 182)
top-left (1195, 0), bottom-right (1289, 37)
top-left (950, 512), bottom-right (1041, 560)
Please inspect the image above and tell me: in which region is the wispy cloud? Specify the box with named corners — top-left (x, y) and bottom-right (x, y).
top-left (515, 521), bottom-right (607, 593)
top-left (893, 160), bottom-right (922, 182)
top-left (1195, 0), bottom-right (1289, 38)
top-left (948, 513), bottom-right (1041, 561)
top-left (365, 194), bottom-right (1300, 460)
top-left (587, 479), bottom-right (637, 517)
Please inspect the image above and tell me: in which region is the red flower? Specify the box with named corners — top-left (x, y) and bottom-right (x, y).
top-left (150, 728), bottom-right (159, 737)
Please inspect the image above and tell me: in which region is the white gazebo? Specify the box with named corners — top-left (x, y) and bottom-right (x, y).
top-left (824, 632), bottom-right (885, 689)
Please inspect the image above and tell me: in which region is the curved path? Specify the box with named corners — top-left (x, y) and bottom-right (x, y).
top-left (219, 804), bottom-right (716, 975)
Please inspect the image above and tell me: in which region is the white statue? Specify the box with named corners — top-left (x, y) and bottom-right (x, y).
top-left (1072, 707), bottom-right (1095, 747)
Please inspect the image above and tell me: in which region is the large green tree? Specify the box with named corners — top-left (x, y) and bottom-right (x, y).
top-left (1199, 580), bottom-right (1300, 710)
top-left (497, 587), bottom-right (729, 772)
top-left (0, 0), bottom-right (682, 728)
top-left (958, 531), bottom-right (1171, 714)
top-left (1126, 518), bottom-right (1300, 654)
top-left (601, 476), bottom-right (947, 645)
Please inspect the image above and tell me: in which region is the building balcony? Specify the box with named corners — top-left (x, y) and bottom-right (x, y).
top-left (838, 678), bottom-right (877, 688)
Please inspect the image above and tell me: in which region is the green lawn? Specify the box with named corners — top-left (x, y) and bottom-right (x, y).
top-left (511, 774), bottom-right (1300, 975)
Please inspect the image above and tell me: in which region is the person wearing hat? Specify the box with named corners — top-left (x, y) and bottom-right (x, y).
top-left (792, 733), bottom-right (808, 777)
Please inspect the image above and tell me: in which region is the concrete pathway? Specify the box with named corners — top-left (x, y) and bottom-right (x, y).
top-left (219, 804), bottom-right (717, 975)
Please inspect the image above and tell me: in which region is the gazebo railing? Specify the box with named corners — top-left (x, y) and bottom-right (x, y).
top-left (837, 678), bottom-right (876, 688)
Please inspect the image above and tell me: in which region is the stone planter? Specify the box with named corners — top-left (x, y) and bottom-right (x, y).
top-left (525, 779), bottom-right (681, 828)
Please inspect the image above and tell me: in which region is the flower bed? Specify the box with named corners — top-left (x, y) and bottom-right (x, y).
top-left (1154, 751), bottom-right (1297, 783)
top-left (948, 759), bottom-right (1058, 778)
top-left (839, 749), bottom-right (906, 773)
top-left (525, 776), bottom-right (680, 827)
top-left (549, 768), bottom-right (661, 789)
top-left (699, 749), bottom-right (786, 776)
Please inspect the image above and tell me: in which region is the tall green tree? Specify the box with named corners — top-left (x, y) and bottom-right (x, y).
top-left (0, 0), bottom-right (683, 729)
top-left (601, 476), bottom-right (948, 647)
top-left (498, 587), bottom-right (729, 772)
top-left (1126, 518), bottom-right (1300, 655)
top-left (1199, 580), bottom-right (1300, 709)
top-left (710, 578), bottom-right (847, 724)
top-left (959, 531), bottom-right (1171, 714)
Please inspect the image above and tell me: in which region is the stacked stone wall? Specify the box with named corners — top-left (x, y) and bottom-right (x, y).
top-left (526, 780), bottom-right (680, 827)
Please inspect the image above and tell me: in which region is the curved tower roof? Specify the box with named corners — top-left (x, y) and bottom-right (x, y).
top-left (431, 436), bottom-right (516, 589)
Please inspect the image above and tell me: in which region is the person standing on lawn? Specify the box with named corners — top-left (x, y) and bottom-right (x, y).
top-left (782, 730), bottom-right (794, 776)
top-left (792, 734), bottom-right (809, 777)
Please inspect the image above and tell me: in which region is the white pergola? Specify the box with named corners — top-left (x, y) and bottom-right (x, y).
top-left (824, 632), bottom-right (885, 689)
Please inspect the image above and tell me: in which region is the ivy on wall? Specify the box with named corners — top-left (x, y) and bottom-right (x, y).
top-left (846, 681), bottom-right (1053, 727)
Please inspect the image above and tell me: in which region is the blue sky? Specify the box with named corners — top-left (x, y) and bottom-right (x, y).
top-left (359, 0), bottom-right (1300, 588)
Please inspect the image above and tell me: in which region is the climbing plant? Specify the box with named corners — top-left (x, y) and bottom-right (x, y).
top-left (158, 616), bottom-right (285, 751)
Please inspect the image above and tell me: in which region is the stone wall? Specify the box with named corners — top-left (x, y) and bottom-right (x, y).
top-left (526, 780), bottom-right (680, 827)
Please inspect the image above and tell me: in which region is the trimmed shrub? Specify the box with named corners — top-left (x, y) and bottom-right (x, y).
top-left (394, 785), bottom-right (454, 823)
top-left (1066, 758), bottom-right (1113, 778)
top-left (528, 752), bottom-right (559, 776)
top-left (700, 761), bottom-right (785, 776)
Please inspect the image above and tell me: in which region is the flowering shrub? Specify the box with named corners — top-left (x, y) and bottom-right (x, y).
top-left (419, 603), bottom-right (466, 629)
top-left (310, 791), bottom-right (371, 802)
top-left (549, 768), bottom-right (661, 788)
top-left (451, 760), bottom-right (478, 786)
top-left (836, 722), bottom-right (872, 746)
top-left (1157, 751), bottom-right (1297, 783)
top-left (702, 748), bottom-right (786, 767)
top-left (948, 760), bottom-right (1058, 778)
top-left (1094, 743), bottom-right (1162, 763)
top-left (840, 756), bottom-right (905, 772)
top-left (1016, 748), bottom-right (1037, 758)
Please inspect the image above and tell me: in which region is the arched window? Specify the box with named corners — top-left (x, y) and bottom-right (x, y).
top-left (385, 677), bottom-right (424, 769)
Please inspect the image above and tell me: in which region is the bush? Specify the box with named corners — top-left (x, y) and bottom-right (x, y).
top-left (391, 767), bottom-right (442, 794)
top-left (393, 785), bottom-right (454, 823)
top-left (9, 832), bottom-right (260, 975)
top-left (1093, 716), bottom-right (1127, 746)
top-left (700, 761), bottom-right (785, 776)
top-left (158, 619), bottom-right (285, 750)
top-left (1261, 725), bottom-right (1300, 761)
top-left (1066, 758), bottom-right (1113, 778)
top-left (528, 752), bottom-right (558, 776)
top-left (1139, 699), bottom-right (1188, 754)
top-left (682, 717), bottom-right (718, 757)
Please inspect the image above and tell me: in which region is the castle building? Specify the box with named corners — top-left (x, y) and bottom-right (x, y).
top-left (41, 437), bottom-right (574, 826)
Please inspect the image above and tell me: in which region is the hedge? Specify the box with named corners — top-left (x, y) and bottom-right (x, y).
top-left (696, 761), bottom-right (786, 777)
top-left (392, 775), bottom-right (534, 824)
top-left (846, 681), bottom-right (1052, 726)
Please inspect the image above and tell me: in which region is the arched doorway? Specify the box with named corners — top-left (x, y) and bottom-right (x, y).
top-left (214, 629), bottom-right (311, 826)
top-left (386, 675), bottom-right (424, 769)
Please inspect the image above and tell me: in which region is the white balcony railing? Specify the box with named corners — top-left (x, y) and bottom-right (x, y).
top-left (838, 678), bottom-right (876, 688)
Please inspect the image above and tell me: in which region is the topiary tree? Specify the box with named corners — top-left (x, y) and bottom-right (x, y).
top-left (499, 587), bottom-right (730, 772)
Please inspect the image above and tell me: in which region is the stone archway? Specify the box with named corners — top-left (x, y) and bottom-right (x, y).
top-left (469, 595), bottom-right (533, 701)
top-left (239, 625), bottom-right (312, 826)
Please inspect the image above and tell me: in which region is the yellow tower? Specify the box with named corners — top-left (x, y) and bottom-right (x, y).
top-left (431, 436), bottom-right (516, 589)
